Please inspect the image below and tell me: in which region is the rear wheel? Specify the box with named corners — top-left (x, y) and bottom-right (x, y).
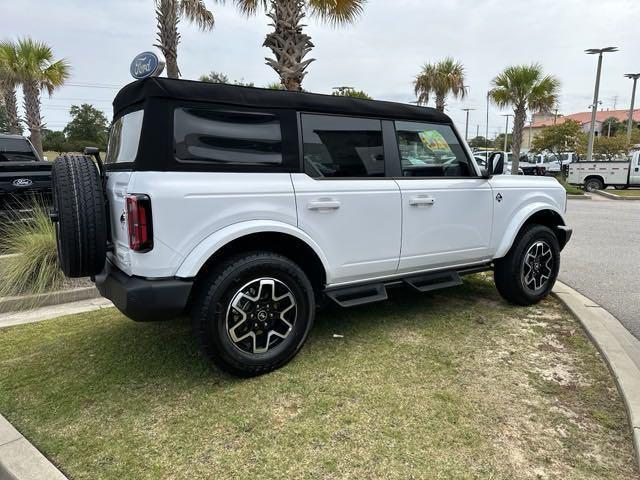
top-left (494, 225), bottom-right (560, 306)
top-left (584, 177), bottom-right (604, 192)
top-left (614, 185), bottom-right (629, 190)
top-left (191, 251), bottom-right (315, 376)
top-left (51, 155), bottom-right (107, 277)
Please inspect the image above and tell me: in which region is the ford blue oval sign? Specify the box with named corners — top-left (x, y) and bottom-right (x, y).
top-left (130, 51), bottom-right (165, 80)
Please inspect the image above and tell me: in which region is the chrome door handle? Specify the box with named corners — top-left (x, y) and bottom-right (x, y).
top-left (409, 196), bottom-right (435, 206)
top-left (308, 199), bottom-right (341, 211)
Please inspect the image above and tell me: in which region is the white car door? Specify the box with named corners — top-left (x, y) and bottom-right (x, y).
top-left (292, 114), bottom-right (401, 286)
top-left (393, 121), bottom-right (494, 274)
top-left (630, 152), bottom-right (640, 185)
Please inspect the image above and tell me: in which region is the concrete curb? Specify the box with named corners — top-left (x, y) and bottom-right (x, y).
top-left (0, 287), bottom-right (100, 314)
top-left (0, 414), bottom-right (67, 480)
top-left (0, 297), bottom-right (114, 329)
top-left (553, 281), bottom-right (640, 467)
top-left (567, 194), bottom-right (591, 200)
top-left (594, 190), bottom-right (640, 201)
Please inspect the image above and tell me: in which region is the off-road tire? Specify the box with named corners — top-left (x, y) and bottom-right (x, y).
top-left (52, 155), bottom-right (107, 278)
top-left (494, 224), bottom-right (560, 306)
top-left (191, 251), bottom-right (315, 377)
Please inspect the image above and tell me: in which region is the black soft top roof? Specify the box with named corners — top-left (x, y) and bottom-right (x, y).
top-left (113, 77), bottom-right (451, 124)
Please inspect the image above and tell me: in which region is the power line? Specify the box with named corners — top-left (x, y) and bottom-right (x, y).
top-left (65, 82), bottom-right (122, 89)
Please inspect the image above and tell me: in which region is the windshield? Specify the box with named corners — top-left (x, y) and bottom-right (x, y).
top-left (0, 138), bottom-right (38, 162)
top-left (105, 110), bottom-right (144, 164)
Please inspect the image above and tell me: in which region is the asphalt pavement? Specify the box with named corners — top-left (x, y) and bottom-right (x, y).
top-left (559, 194), bottom-right (640, 338)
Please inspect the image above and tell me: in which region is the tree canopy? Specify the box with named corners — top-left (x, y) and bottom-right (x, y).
top-left (199, 71), bottom-right (255, 87)
top-left (331, 87), bottom-right (372, 100)
top-left (63, 104), bottom-right (109, 150)
top-left (531, 120), bottom-right (583, 154)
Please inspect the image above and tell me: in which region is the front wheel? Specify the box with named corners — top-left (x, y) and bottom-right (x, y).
top-left (494, 225), bottom-right (560, 306)
top-left (191, 251), bottom-right (315, 376)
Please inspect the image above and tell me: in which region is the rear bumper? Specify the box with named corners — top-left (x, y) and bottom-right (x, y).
top-left (95, 260), bottom-right (193, 322)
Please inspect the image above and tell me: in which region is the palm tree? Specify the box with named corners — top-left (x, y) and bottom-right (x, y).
top-left (489, 64), bottom-right (560, 174)
top-left (11, 38), bottom-right (70, 157)
top-left (0, 41), bottom-right (22, 134)
top-left (233, 0), bottom-right (365, 91)
top-left (414, 58), bottom-right (466, 111)
top-left (155, 0), bottom-right (215, 79)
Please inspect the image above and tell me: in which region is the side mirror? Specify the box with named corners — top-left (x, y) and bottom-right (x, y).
top-left (482, 155), bottom-right (493, 179)
top-left (489, 152), bottom-right (504, 175)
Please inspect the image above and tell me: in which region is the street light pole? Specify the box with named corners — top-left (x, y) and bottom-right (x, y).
top-left (625, 73), bottom-right (640, 143)
top-left (585, 47), bottom-right (618, 161)
top-left (462, 108), bottom-right (475, 141)
top-left (501, 114), bottom-right (512, 153)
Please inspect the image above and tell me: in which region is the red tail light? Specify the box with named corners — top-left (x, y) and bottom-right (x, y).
top-left (125, 194), bottom-right (153, 252)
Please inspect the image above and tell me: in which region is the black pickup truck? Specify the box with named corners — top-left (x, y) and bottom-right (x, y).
top-left (0, 134), bottom-right (52, 221)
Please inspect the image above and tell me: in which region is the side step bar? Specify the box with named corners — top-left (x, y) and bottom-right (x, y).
top-left (325, 264), bottom-right (490, 308)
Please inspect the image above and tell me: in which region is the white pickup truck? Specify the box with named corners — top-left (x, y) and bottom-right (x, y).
top-left (567, 151), bottom-right (640, 191)
top-left (50, 78), bottom-right (572, 376)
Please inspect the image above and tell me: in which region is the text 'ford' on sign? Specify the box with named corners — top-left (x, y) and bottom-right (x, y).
top-left (130, 51), bottom-right (164, 80)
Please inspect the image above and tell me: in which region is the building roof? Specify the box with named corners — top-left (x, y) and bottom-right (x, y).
top-left (113, 77), bottom-right (450, 124)
top-left (530, 109), bottom-right (640, 128)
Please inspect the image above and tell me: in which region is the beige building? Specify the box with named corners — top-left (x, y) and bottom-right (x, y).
top-left (521, 108), bottom-right (640, 151)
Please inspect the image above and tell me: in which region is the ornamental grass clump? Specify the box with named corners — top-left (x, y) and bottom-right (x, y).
top-left (0, 201), bottom-right (64, 297)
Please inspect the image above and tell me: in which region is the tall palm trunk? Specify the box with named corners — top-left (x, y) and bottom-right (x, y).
top-left (156, 0), bottom-right (180, 78)
top-left (263, 0), bottom-right (314, 91)
top-left (22, 80), bottom-right (43, 157)
top-left (434, 92), bottom-right (446, 112)
top-left (510, 104), bottom-right (526, 175)
top-left (0, 81), bottom-right (21, 134)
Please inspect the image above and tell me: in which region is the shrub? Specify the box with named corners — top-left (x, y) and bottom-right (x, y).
top-left (0, 201), bottom-right (64, 297)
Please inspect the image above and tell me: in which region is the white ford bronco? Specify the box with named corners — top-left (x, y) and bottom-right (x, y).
top-left (51, 78), bottom-right (572, 376)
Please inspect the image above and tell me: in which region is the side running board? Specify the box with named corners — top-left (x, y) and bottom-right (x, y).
top-left (325, 283), bottom-right (388, 308)
top-left (404, 271), bottom-right (462, 293)
top-left (325, 267), bottom-right (484, 308)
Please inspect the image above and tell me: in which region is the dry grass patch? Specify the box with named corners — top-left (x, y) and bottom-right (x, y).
top-left (0, 275), bottom-right (636, 479)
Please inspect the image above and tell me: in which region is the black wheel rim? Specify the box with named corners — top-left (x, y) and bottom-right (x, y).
top-left (521, 240), bottom-right (554, 293)
top-left (225, 277), bottom-right (297, 355)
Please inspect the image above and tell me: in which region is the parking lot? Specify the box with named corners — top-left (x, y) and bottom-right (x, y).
top-left (559, 195), bottom-right (640, 338)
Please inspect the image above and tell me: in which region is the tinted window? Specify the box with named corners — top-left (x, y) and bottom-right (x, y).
top-left (174, 107), bottom-right (282, 165)
top-left (105, 110), bottom-right (143, 164)
top-left (395, 121), bottom-right (473, 177)
top-left (0, 138), bottom-right (38, 162)
top-left (302, 114), bottom-right (384, 178)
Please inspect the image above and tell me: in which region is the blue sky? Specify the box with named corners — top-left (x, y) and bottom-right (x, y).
top-left (2, 0), bottom-right (640, 138)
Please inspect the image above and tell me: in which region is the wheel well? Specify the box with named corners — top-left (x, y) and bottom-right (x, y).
top-left (194, 232), bottom-right (327, 294)
top-left (522, 209), bottom-right (568, 250)
top-left (584, 175), bottom-right (605, 185)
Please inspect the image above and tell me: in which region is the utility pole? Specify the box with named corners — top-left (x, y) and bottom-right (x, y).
top-left (625, 73), bottom-right (640, 143)
top-left (585, 47), bottom-right (618, 161)
top-left (501, 114), bottom-right (513, 153)
top-left (485, 92), bottom-right (490, 152)
top-left (476, 124), bottom-right (479, 139)
top-left (461, 108), bottom-right (476, 141)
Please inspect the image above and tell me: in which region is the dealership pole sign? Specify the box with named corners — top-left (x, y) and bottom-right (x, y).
top-left (130, 51), bottom-right (165, 79)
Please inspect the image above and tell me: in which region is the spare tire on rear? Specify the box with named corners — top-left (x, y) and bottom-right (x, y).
top-left (52, 155), bottom-right (107, 278)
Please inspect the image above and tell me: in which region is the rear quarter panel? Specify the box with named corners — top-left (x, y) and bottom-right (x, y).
top-left (122, 172), bottom-right (297, 277)
top-left (489, 175), bottom-right (566, 259)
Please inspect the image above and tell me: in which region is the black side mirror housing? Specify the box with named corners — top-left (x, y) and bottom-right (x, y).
top-left (489, 152), bottom-right (504, 175)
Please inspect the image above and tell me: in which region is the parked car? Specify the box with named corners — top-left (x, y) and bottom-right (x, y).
top-left (567, 150), bottom-right (640, 191)
top-left (0, 133), bottom-right (52, 222)
top-left (50, 78), bottom-right (572, 376)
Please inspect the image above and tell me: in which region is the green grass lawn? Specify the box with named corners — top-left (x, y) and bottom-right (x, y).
top-left (0, 275), bottom-right (636, 479)
top-left (557, 176), bottom-right (584, 195)
top-left (607, 188), bottom-right (640, 197)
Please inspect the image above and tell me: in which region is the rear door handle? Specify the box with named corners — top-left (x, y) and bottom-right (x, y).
top-left (308, 199), bottom-right (341, 211)
top-left (409, 196), bottom-right (435, 206)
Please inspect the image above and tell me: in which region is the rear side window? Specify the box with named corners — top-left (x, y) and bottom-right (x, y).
top-left (105, 110), bottom-right (144, 164)
top-left (301, 114), bottom-right (384, 178)
top-left (396, 121), bottom-right (474, 177)
top-left (174, 107), bottom-right (282, 165)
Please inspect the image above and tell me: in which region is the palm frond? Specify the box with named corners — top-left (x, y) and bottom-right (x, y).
top-left (308, 0), bottom-right (366, 25)
top-left (233, 0), bottom-right (267, 16)
top-left (179, 0), bottom-right (215, 29)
